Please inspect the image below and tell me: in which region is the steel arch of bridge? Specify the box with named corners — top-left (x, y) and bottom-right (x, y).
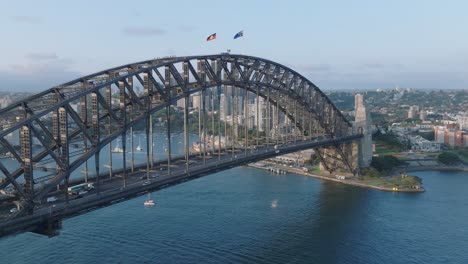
top-left (0, 54), bottom-right (360, 216)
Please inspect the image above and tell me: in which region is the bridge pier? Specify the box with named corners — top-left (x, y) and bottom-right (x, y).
top-left (318, 141), bottom-right (360, 176)
top-left (32, 217), bottom-right (62, 238)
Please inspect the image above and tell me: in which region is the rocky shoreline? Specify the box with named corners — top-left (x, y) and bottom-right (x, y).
top-left (249, 161), bottom-right (427, 193)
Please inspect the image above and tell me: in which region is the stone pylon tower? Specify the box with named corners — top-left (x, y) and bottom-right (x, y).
top-left (354, 94), bottom-right (372, 167)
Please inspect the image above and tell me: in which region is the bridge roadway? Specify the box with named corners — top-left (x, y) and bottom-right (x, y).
top-left (0, 134), bottom-right (361, 238)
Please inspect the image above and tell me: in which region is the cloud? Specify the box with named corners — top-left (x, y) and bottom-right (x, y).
top-left (178, 25), bottom-right (196, 32)
top-left (26, 52), bottom-right (59, 61)
top-left (308, 69), bottom-right (468, 90)
top-left (362, 62), bottom-right (404, 70)
top-left (164, 48), bottom-right (177, 56)
top-left (299, 64), bottom-right (331, 73)
top-left (0, 68), bottom-right (81, 92)
top-left (122, 26), bottom-right (167, 36)
top-left (11, 16), bottom-right (42, 24)
top-left (363, 62), bottom-right (385, 69)
top-left (0, 56), bottom-right (80, 92)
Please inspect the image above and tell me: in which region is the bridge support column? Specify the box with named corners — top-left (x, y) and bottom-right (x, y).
top-left (128, 77), bottom-right (135, 174)
top-left (317, 141), bottom-right (359, 176)
top-left (143, 73), bottom-right (151, 180)
top-left (52, 98), bottom-right (60, 191)
top-left (92, 92), bottom-right (100, 195)
top-left (244, 89), bottom-right (248, 155)
top-left (58, 107), bottom-right (70, 204)
top-left (32, 217), bottom-right (63, 237)
top-left (183, 61), bottom-right (190, 172)
top-left (184, 93), bottom-right (189, 171)
top-left (118, 81), bottom-right (127, 187)
top-left (230, 86), bottom-right (235, 157)
top-left (202, 89), bottom-right (206, 165)
top-left (217, 85), bottom-right (222, 160)
top-left (266, 86), bottom-right (270, 148)
top-left (106, 85), bottom-right (113, 179)
top-left (20, 125), bottom-right (33, 213)
top-left (255, 86), bottom-right (259, 147)
top-left (166, 105), bottom-right (172, 175)
top-left (81, 93), bottom-right (89, 183)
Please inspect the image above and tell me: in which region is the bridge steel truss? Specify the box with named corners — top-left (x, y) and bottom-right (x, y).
top-left (0, 54), bottom-right (361, 216)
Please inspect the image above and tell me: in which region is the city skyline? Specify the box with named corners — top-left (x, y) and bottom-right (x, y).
top-left (1, 0), bottom-right (468, 92)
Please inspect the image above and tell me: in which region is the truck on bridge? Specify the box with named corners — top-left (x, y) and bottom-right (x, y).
top-left (67, 183), bottom-right (94, 195)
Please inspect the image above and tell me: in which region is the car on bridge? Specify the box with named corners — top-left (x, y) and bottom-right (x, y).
top-left (142, 181), bottom-right (151, 186)
top-left (46, 196), bottom-right (58, 203)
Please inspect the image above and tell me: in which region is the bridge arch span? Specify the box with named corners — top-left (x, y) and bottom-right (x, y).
top-left (0, 54), bottom-right (361, 217)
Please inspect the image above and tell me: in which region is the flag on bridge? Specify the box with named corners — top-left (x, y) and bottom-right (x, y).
top-left (206, 33), bottom-right (216, 41)
top-left (233, 30), bottom-right (244, 39)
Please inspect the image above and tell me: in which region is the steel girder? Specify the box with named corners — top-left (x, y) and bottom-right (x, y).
top-left (0, 54), bottom-right (358, 215)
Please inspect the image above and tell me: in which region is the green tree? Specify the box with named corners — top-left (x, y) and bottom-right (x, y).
top-left (370, 155), bottom-right (403, 173)
top-left (416, 131), bottom-right (434, 141)
top-left (438, 152), bottom-right (460, 165)
top-left (374, 131), bottom-right (404, 149)
top-left (361, 167), bottom-right (381, 178)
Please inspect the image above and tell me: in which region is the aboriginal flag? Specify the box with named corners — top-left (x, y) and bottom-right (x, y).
top-left (206, 33), bottom-right (216, 41)
top-left (233, 30), bottom-right (243, 39)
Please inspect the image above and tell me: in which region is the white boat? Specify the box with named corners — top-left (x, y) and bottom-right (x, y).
top-left (136, 136), bottom-right (143, 152)
top-left (144, 194), bottom-right (156, 206)
top-left (112, 145), bottom-right (124, 153)
top-left (112, 140), bottom-right (124, 153)
top-left (144, 199), bottom-right (155, 206)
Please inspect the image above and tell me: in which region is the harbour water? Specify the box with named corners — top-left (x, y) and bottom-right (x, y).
top-left (0, 169), bottom-right (467, 263)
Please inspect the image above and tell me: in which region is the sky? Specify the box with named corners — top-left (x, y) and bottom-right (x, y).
top-left (0, 0), bottom-right (467, 92)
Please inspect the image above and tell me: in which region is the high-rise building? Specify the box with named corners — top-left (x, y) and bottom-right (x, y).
top-left (434, 126), bottom-right (468, 147)
top-left (176, 98), bottom-right (185, 108)
top-left (419, 110), bottom-right (427, 121)
top-left (354, 94), bottom-right (372, 167)
top-left (192, 92), bottom-right (201, 110)
top-left (408, 106), bottom-right (417, 119)
top-left (220, 94), bottom-right (227, 121)
top-left (458, 112), bottom-right (468, 131)
top-left (254, 97), bottom-right (265, 131)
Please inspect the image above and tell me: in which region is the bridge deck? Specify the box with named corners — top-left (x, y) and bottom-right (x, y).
top-left (0, 135), bottom-right (361, 238)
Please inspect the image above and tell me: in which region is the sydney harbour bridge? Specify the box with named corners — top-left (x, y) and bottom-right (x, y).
top-left (0, 54), bottom-right (365, 238)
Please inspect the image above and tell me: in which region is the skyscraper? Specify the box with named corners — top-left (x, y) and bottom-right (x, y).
top-left (254, 97), bottom-right (265, 131)
top-left (354, 94), bottom-right (372, 167)
top-left (220, 94), bottom-right (227, 121)
top-left (192, 92), bottom-right (201, 110)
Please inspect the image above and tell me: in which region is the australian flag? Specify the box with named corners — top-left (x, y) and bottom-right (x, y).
top-left (233, 30), bottom-right (244, 39)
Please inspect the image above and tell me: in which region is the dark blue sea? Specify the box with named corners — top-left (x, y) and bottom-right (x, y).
top-left (1, 168), bottom-right (467, 264)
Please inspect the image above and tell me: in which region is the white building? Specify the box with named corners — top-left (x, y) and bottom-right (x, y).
top-left (458, 112), bottom-right (468, 131)
top-left (410, 135), bottom-right (442, 152)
